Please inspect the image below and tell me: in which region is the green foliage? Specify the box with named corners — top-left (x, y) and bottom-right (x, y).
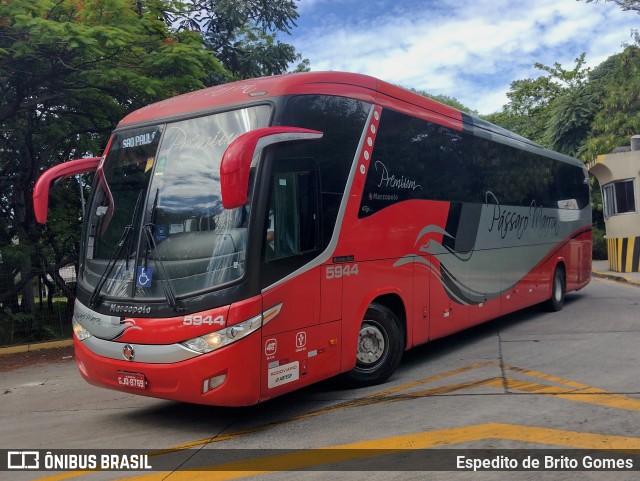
top-left (592, 226), bottom-right (608, 260)
top-left (165, 0), bottom-right (302, 80)
top-left (483, 2), bottom-right (640, 264)
top-left (488, 3), bottom-right (640, 161)
top-left (582, 46), bottom-right (640, 159)
top-left (0, 0), bottom-right (303, 324)
top-left (2, 307), bottom-right (35, 326)
top-left (1, 301), bottom-right (72, 345)
top-left (291, 57), bottom-right (311, 73)
top-left (483, 54), bottom-right (593, 149)
top-left (482, 46), bottom-right (640, 162)
top-left (546, 84), bottom-right (600, 156)
top-left (218, 26), bottom-right (299, 79)
top-left (582, 0), bottom-right (640, 12)
top-left (409, 88), bottom-right (477, 115)
top-left (1, 307), bottom-right (36, 345)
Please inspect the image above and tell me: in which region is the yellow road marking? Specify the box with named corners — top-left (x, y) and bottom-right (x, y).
top-left (500, 364), bottom-right (640, 411)
top-left (28, 474), bottom-right (91, 481)
top-left (503, 364), bottom-right (593, 389)
top-left (365, 361), bottom-right (496, 397)
top-left (31, 362), bottom-right (640, 481)
top-left (106, 423), bottom-right (640, 481)
top-left (154, 362), bottom-right (500, 453)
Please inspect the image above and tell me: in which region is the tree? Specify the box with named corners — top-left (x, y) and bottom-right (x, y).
top-left (582, 46), bottom-right (640, 158)
top-left (545, 84), bottom-right (599, 156)
top-left (582, 0), bottom-right (640, 13)
top-left (0, 0), bottom-right (221, 320)
top-left (581, 0), bottom-right (640, 44)
top-left (159, 0), bottom-right (304, 80)
top-left (0, 0), bottom-right (307, 336)
top-left (409, 88), bottom-right (477, 115)
top-left (483, 54), bottom-right (592, 148)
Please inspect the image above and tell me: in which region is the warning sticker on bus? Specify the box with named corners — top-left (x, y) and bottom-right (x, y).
top-left (267, 361), bottom-right (299, 389)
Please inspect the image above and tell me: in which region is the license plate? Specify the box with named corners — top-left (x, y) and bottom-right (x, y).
top-left (117, 372), bottom-right (146, 390)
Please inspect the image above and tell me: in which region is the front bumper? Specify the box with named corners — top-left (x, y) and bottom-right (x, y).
top-left (74, 333), bottom-right (261, 406)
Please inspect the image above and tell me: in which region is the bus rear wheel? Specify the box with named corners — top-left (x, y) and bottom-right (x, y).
top-left (546, 266), bottom-right (565, 311)
top-left (340, 303), bottom-right (403, 387)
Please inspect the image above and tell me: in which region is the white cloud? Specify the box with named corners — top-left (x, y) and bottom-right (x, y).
top-left (290, 0), bottom-right (639, 113)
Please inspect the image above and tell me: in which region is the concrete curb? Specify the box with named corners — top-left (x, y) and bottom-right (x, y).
top-left (0, 339), bottom-right (73, 356)
top-left (592, 269), bottom-right (640, 286)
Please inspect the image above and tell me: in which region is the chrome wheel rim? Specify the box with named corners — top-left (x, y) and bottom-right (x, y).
top-left (356, 322), bottom-right (386, 366)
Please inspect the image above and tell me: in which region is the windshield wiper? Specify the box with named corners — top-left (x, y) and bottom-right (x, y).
top-left (143, 224), bottom-right (185, 312)
top-left (89, 190), bottom-right (144, 309)
top-left (88, 225), bottom-right (133, 309)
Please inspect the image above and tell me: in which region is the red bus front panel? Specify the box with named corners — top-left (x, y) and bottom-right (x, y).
top-left (74, 332), bottom-right (262, 406)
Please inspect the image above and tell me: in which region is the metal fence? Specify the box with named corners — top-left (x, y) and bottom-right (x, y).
top-left (0, 266), bottom-right (75, 347)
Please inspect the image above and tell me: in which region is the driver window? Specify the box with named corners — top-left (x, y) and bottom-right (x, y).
top-left (263, 159), bottom-right (319, 261)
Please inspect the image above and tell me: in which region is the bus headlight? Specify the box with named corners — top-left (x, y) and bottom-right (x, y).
top-left (182, 314), bottom-right (262, 354)
top-left (73, 319), bottom-right (92, 341)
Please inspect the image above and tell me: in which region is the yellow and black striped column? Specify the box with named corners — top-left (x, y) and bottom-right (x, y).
top-left (607, 237), bottom-right (640, 272)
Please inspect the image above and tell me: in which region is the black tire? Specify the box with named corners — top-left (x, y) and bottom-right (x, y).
top-left (340, 303), bottom-right (404, 387)
top-left (546, 265), bottom-right (565, 311)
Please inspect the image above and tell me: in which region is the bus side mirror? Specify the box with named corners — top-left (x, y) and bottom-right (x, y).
top-left (220, 126), bottom-right (323, 209)
top-left (33, 156), bottom-right (101, 224)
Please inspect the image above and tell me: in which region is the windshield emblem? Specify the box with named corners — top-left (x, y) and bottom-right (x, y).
top-left (136, 266), bottom-right (153, 288)
top-left (123, 344), bottom-right (135, 362)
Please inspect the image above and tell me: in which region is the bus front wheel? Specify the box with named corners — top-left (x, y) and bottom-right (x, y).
top-left (340, 303), bottom-right (403, 387)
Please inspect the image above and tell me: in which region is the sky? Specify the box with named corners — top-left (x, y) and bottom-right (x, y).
top-left (283, 0), bottom-right (639, 114)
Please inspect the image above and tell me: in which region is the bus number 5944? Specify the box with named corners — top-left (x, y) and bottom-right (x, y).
top-left (183, 315), bottom-right (225, 327)
top-left (326, 264), bottom-right (359, 279)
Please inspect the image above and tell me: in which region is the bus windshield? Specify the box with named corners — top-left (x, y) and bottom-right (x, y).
top-left (80, 105), bottom-right (272, 303)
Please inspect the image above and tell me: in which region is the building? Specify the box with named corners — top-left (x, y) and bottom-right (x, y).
top-left (589, 136), bottom-right (640, 272)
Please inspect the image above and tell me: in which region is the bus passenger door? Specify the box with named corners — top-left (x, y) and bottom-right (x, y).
top-left (259, 158), bottom-right (340, 399)
top-left (260, 160), bottom-right (321, 333)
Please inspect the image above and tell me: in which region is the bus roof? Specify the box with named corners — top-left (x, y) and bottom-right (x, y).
top-left (118, 71), bottom-right (464, 129)
top-left (118, 71), bottom-right (583, 168)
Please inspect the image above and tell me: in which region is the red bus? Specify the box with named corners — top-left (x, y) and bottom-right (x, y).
top-left (33, 72), bottom-right (592, 406)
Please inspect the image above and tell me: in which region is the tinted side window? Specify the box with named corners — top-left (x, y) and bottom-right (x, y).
top-left (359, 109), bottom-right (474, 217)
top-left (475, 140), bottom-right (587, 209)
top-left (476, 139), bottom-right (537, 206)
top-left (533, 155), bottom-right (559, 208)
top-left (278, 96), bottom-right (371, 246)
top-left (557, 161), bottom-right (589, 209)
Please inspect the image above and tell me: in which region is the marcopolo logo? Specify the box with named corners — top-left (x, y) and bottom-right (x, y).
top-left (109, 304), bottom-right (152, 315)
